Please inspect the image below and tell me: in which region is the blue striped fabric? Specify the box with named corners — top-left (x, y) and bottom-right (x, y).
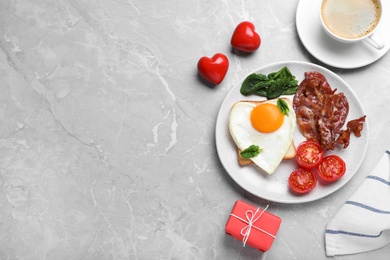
top-left (325, 229), bottom-right (383, 238)
top-left (344, 201), bottom-right (390, 214)
top-left (366, 175), bottom-right (390, 186)
top-left (325, 151), bottom-right (390, 256)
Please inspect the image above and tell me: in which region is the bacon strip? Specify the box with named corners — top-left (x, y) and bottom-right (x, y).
top-left (347, 115), bottom-right (366, 137)
top-left (336, 115), bottom-right (366, 148)
top-left (293, 72), bottom-right (365, 150)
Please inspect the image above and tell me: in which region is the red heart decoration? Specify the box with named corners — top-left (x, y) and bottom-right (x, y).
top-left (197, 53), bottom-right (229, 85)
top-left (231, 21), bottom-right (261, 52)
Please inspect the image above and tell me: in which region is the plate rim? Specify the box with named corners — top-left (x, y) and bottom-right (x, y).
top-left (215, 60), bottom-right (369, 203)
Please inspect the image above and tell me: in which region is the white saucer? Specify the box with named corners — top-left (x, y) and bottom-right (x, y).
top-left (296, 0), bottom-right (390, 69)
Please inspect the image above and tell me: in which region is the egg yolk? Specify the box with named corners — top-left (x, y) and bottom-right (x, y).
top-left (251, 103), bottom-right (284, 133)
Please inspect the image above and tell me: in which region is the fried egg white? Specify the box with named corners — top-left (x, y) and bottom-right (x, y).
top-left (229, 98), bottom-right (296, 175)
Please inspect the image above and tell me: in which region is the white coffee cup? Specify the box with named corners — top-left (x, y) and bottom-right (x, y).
top-left (319, 0), bottom-right (384, 50)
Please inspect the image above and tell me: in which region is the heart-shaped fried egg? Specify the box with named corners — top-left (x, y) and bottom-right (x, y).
top-left (229, 98), bottom-right (296, 174)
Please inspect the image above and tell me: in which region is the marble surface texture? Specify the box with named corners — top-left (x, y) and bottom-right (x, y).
top-left (0, 0), bottom-right (390, 259)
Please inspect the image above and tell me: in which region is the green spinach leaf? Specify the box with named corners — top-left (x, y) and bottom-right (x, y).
top-left (240, 66), bottom-right (298, 99)
top-left (240, 145), bottom-right (263, 159)
top-left (277, 98), bottom-right (289, 116)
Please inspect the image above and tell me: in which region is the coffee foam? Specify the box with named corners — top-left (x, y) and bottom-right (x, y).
top-left (321, 0), bottom-right (380, 39)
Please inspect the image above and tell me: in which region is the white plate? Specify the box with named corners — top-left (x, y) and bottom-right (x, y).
top-left (296, 0), bottom-right (390, 69)
top-left (215, 61), bottom-right (369, 203)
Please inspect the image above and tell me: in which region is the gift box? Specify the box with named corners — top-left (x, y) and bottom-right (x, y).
top-left (225, 200), bottom-right (282, 252)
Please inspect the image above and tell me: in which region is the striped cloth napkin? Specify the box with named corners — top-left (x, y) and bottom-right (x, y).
top-left (325, 150), bottom-right (390, 256)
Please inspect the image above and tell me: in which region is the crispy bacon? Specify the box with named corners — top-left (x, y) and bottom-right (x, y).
top-left (336, 129), bottom-right (350, 149)
top-left (347, 115), bottom-right (366, 137)
top-left (293, 71), bottom-right (364, 150)
top-left (336, 116), bottom-right (366, 148)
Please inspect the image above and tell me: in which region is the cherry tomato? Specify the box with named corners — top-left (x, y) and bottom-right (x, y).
top-left (296, 141), bottom-right (324, 169)
top-left (316, 155), bottom-right (346, 183)
top-left (231, 21), bottom-right (261, 52)
top-left (197, 53), bottom-right (229, 85)
top-left (288, 168), bottom-right (317, 194)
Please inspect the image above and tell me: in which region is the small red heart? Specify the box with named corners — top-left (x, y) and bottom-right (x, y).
top-left (197, 53), bottom-right (229, 85)
top-left (231, 21), bottom-right (261, 52)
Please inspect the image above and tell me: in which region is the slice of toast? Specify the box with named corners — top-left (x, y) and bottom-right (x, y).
top-left (234, 98), bottom-right (296, 166)
top-left (237, 141), bottom-right (296, 166)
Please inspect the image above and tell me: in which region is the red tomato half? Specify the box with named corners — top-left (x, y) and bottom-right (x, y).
top-left (288, 168), bottom-right (317, 194)
top-left (296, 141), bottom-right (324, 169)
top-left (316, 155), bottom-right (346, 183)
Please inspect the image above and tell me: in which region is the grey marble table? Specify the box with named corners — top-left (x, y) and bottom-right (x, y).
top-left (1, 0), bottom-right (390, 259)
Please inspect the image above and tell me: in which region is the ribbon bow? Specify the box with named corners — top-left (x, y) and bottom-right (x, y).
top-left (230, 205), bottom-right (276, 247)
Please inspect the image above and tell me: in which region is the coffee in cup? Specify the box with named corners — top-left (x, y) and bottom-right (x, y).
top-left (319, 0), bottom-right (384, 49)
